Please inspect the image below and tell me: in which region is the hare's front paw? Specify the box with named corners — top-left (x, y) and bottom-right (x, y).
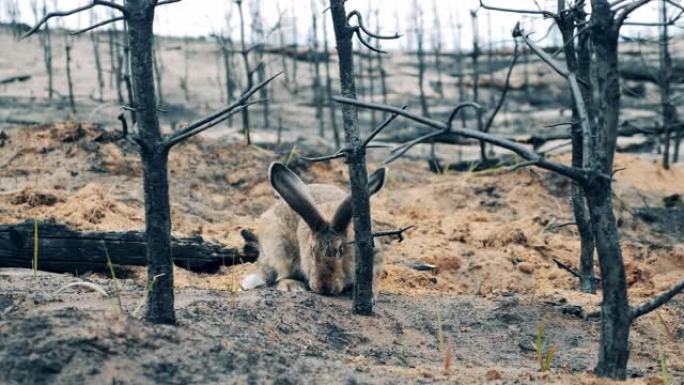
top-left (240, 272), bottom-right (267, 291)
top-left (276, 279), bottom-right (307, 292)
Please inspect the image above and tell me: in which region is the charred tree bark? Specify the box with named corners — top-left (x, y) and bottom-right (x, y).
top-left (252, 2), bottom-right (269, 129)
top-left (659, 0), bottom-right (677, 169)
top-left (91, 29), bottom-right (105, 102)
top-left (127, 0), bottom-right (174, 325)
top-left (312, 2), bottom-right (325, 137)
top-left (588, 0), bottom-right (631, 378)
top-left (237, 0), bottom-right (252, 144)
top-left (290, 0), bottom-right (299, 94)
top-left (0, 221), bottom-right (255, 274)
top-left (557, 0), bottom-right (597, 294)
top-left (375, 10), bottom-right (388, 108)
top-left (181, 37), bottom-right (190, 102)
top-left (65, 36), bottom-right (77, 116)
top-left (431, 0), bottom-right (444, 99)
top-left (323, 9), bottom-right (341, 148)
top-left (39, 0), bottom-right (54, 100)
top-left (415, 4), bottom-right (429, 118)
top-left (329, 0), bottom-right (376, 315)
top-left (450, 13), bottom-right (467, 128)
top-left (367, 7), bottom-right (376, 129)
top-left (471, 10), bottom-right (485, 162)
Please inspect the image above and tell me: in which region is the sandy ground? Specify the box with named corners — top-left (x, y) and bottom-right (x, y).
top-left (0, 121), bottom-right (682, 385)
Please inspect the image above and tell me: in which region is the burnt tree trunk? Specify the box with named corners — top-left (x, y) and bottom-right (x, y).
top-left (367, 8), bottom-right (376, 129)
top-left (290, 0), bottom-right (299, 94)
top-left (323, 10), bottom-right (341, 148)
top-left (312, 3), bottom-right (325, 137)
top-left (659, 0), bottom-right (677, 169)
top-left (471, 10), bottom-right (485, 162)
top-left (127, 0), bottom-right (175, 325)
top-left (91, 29), bottom-right (105, 102)
top-left (375, 10), bottom-right (388, 107)
top-left (415, 7), bottom-right (430, 118)
top-left (329, 0), bottom-right (376, 315)
top-left (41, 0), bottom-right (54, 100)
top-left (558, 0), bottom-right (597, 294)
top-left (237, 0), bottom-right (252, 144)
top-left (451, 14), bottom-right (467, 128)
top-left (65, 36), bottom-right (77, 116)
top-left (588, 0), bottom-right (631, 378)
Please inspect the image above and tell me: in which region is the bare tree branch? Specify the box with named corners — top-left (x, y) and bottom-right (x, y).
top-left (302, 106), bottom-right (407, 162)
top-left (156, 0), bottom-right (183, 6)
top-left (165, 100), bottom-right (265, 147)
top-left (346, 10), bottom-right (401, 39)
top-left (483, 35), bottom-right (520, 133)
top-left (164, 72), bottom-right (282, 149)
top-left (630, 277), bottom-right (684, 320)
top-left (384, 102), bottom-right (480, 165)
top-left (616, 0), bottom-right (654, 26)
top-left (71, 16), bottom-right (125, 35)
top-left (334, 96), bottom-right (594, 182)
top-left (22, 1), bottom-right (126, 39)
top-left (480, 0), bottom-right (558, 19)
top-left (362, 106), bottom-right (407, 147)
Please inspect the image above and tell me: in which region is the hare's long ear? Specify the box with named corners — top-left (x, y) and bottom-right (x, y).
top-left (331, 168), bottom-right (387, 233)
top-left (269, 162), bottom-right (328, 232)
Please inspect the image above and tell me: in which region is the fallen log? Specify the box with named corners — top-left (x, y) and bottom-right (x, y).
top-left (512, 122), bottom-right (677, 149)
top-left (620, 60), bottom-right (684, 84)
top-left (0, 75), bottom-right (31, 85)
top-left (0, 221), bottom-right (258, 274)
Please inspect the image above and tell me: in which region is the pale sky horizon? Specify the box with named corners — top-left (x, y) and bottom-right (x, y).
top-left (1, 0), bottom-right (671, 50)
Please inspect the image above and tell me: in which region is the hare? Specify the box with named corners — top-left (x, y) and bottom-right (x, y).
top-left (240, 162), bottom-right (386, 296)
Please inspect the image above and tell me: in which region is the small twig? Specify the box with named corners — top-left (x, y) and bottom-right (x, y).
top-left (483, 34), bottom-right (520, 133)
top-left (300, 148), bottom-right (348, 162)
top-left (347, 225), bottom-right (415, 245)
top-left (362, 105), bottom-right (407, 147)
top-left (553, 258), bottom-right (583, 279)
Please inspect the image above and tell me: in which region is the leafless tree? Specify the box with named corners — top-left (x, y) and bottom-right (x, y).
top-left (450, 11), bottom-right (467, 128)
top-left (322, 0), bottom-right (341, 148)
top-left (64, 33), bottom-right (76, 115)
top-left (89, 14), bottom-right (105, 102)
top-left (23, 0), bottom-right (279, 325)
top-left (479, 0), bottom-right (684, 379)
top-left (311, 0), bottom-right (325, 137)
top-left (470, 9), bottom-right (486, 162)
top-left (657, 0), bottom-right (679, 169)
top-left (412, 1), bottom-right (429, 118)
top-left (431, 0), bottom-right (444, 99)
top-left (326, 0), bottom-right (400, 315)
top-left (30, 0), bottom-right (54, 100)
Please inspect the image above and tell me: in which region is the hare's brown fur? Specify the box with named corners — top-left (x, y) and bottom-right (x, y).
top-left (240, 164), bottom-right (384, 297)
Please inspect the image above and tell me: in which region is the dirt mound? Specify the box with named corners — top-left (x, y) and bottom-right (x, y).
top-left (8, 187), bottom-right (61, 207)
